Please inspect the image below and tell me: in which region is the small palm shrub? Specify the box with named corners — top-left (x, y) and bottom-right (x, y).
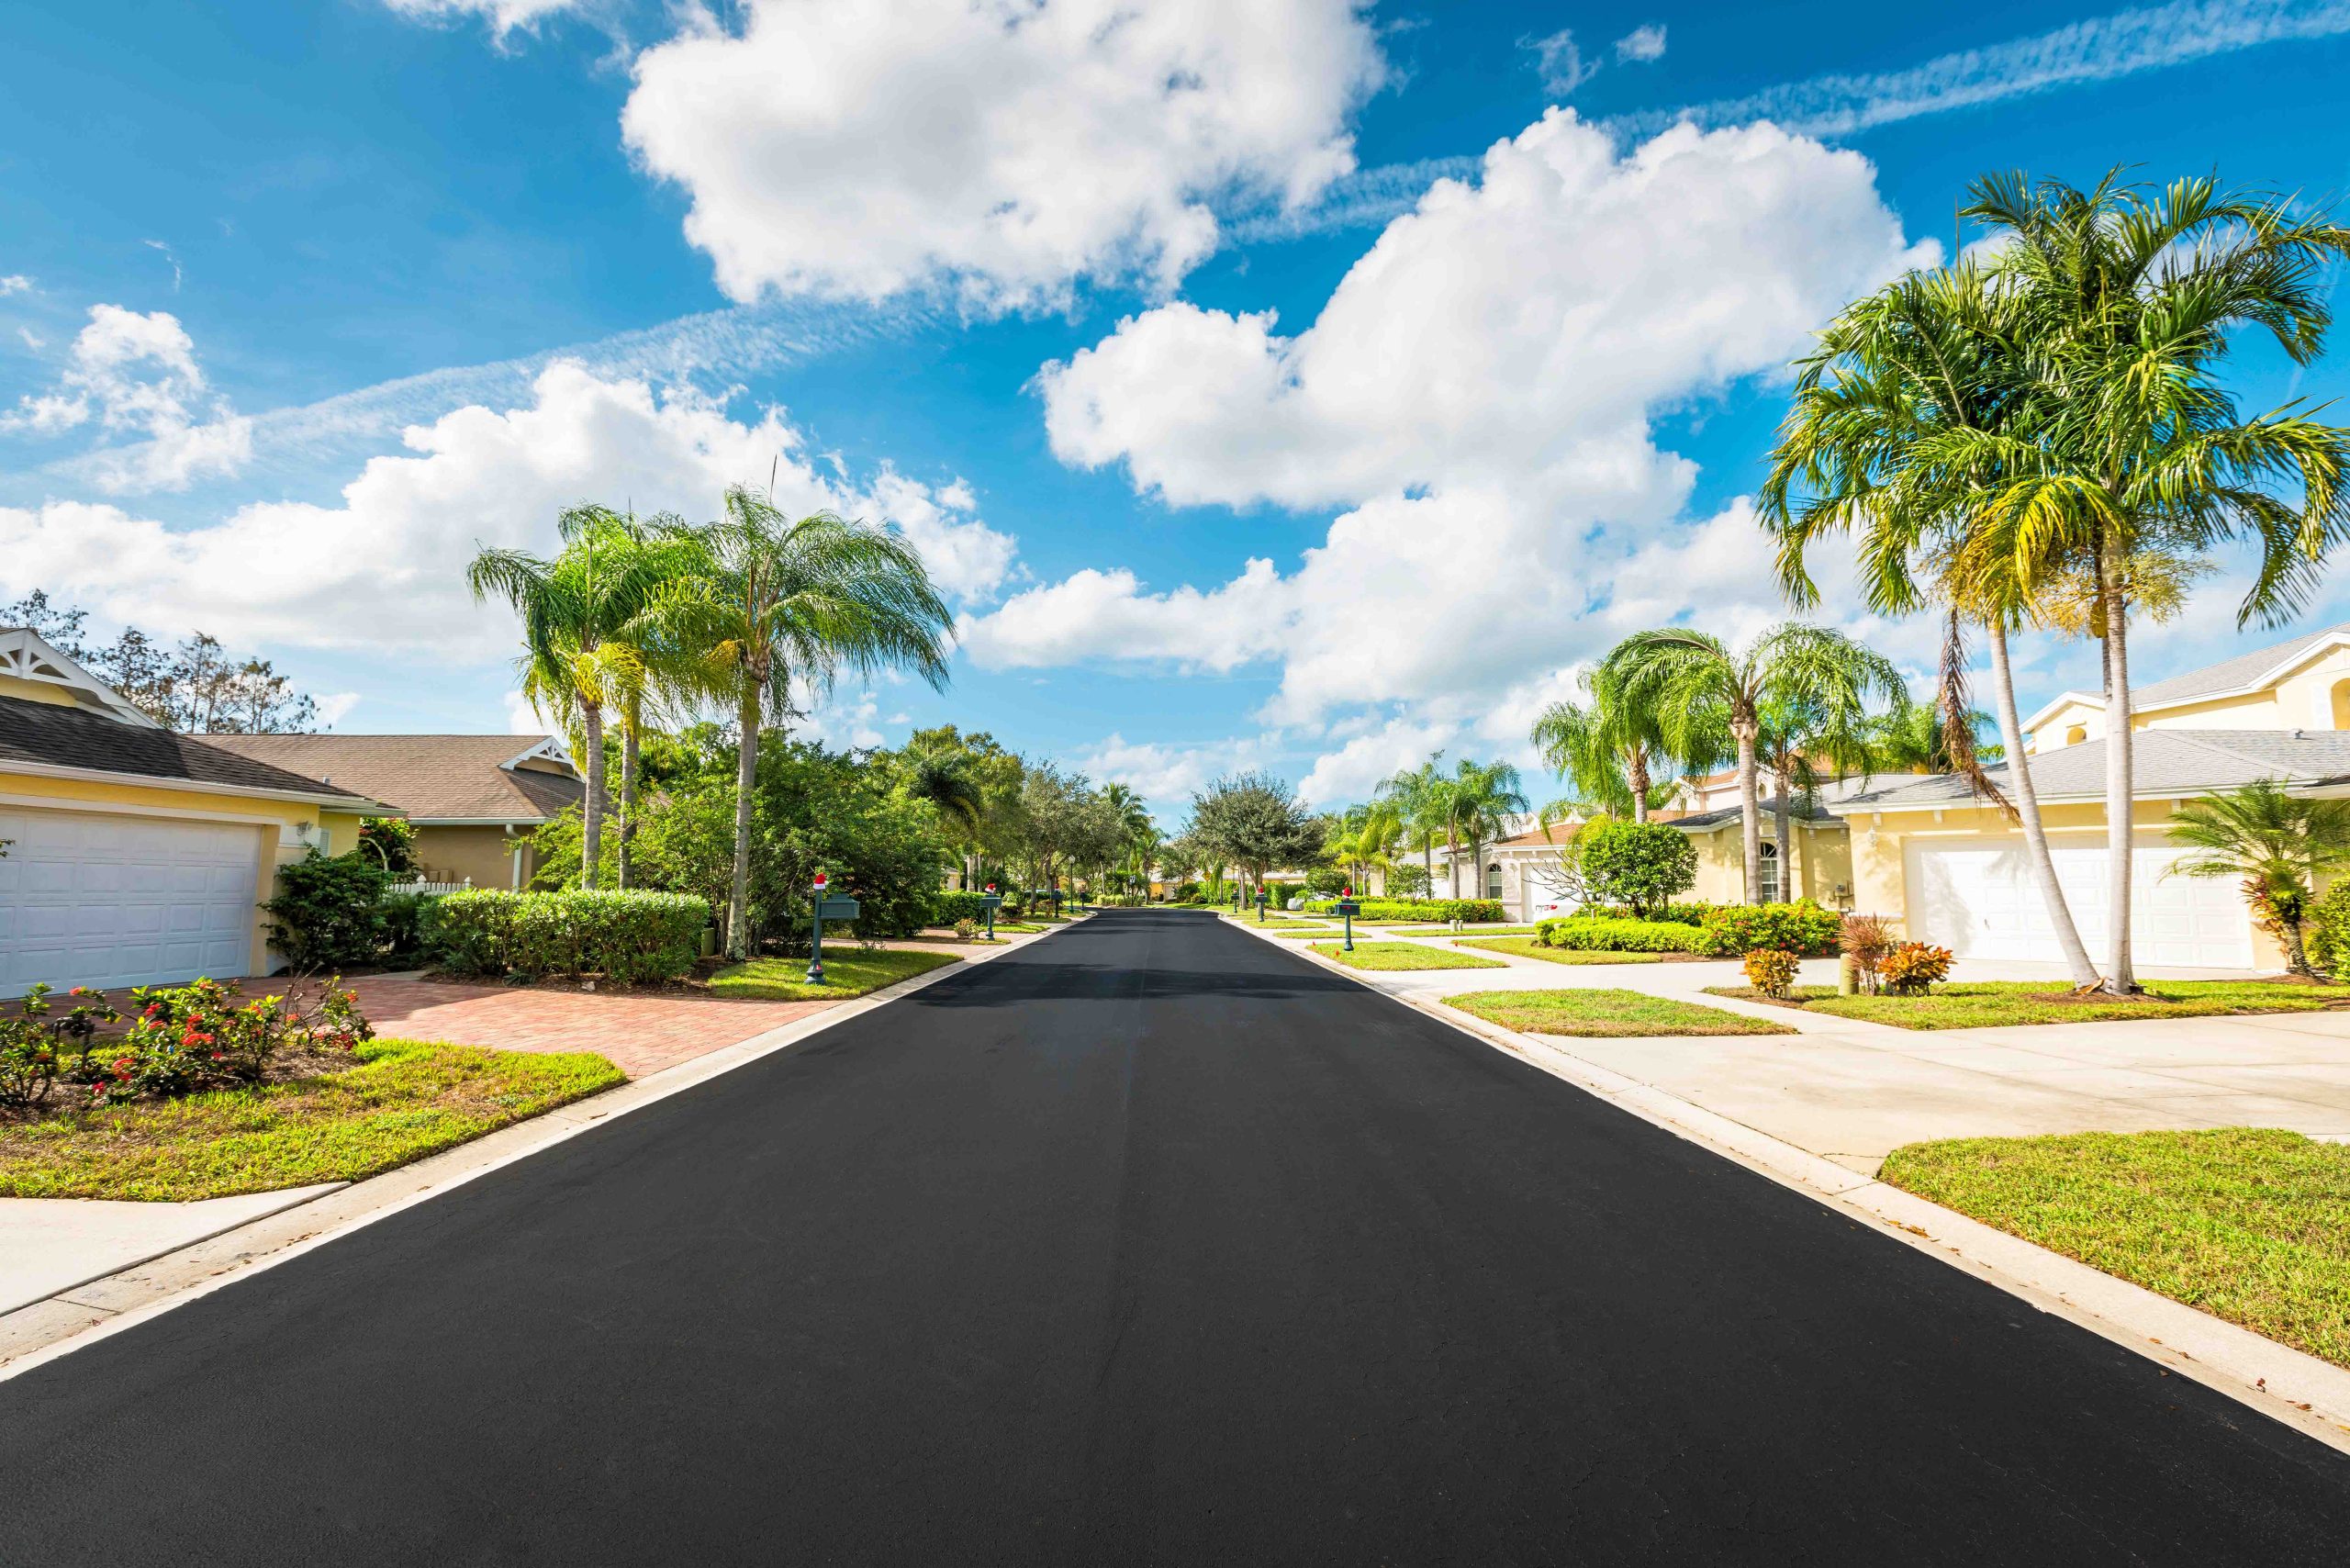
top-left (1879, 942), bottom-right (1953, 995)
top-left (953, 918), bottom-right (978, 941)
top-left (1742, 947), bottom-right (1798, 998)
top-left (1839, 913), bottom-right (1896, 993)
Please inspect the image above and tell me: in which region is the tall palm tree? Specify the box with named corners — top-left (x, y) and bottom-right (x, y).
top-left (1960, 170), bottom-right (2350, 991)
top-left (469, 507), bottom-right (680, 889)
top-left (1439, 758), bottom-right (1528, 901)
top-left (1377, 756), bottom-right (1448, 897)
top-left (1530, 662), bottom-right (1705, 824)
top-left (1762, 256), bottom-right (2102, 983)
top-left (667, 488), bottom-right (953, 958)
top-left (1333, 800), bottom-right (1402, 891)
top-left (1606, 624), bottom-right (1903, 905)
top-left (2166, 780), bottom-right (2350, 979)
top-left (1099, 782), bottom-right (1157, 892)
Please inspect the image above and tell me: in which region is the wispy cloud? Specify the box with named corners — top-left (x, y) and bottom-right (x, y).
top-left (1622, 0), bottom-right (2350, 138)
top-left (1250, 0), bottom-right (2350, 243)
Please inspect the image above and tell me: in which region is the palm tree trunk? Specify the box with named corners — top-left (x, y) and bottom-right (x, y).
top-left (1735, 723), bottom-right (1762, 905)
top-left (727, 689), bottom-right (760, 961)
top-left (1448, 831), bottom-right (1461, 898)
top-left (1985, 618), bottom-right (2099, 986)
top-left (617, 708), bottom-right (640, 891)
top-left (2100, 554), bottom-right (2138, 995)
top-left (580, 700), bottom-right (607, 890)
top-left (1422, 834), bottom-right (1434, 897)
top-left (1628, 748), bottom-right (1651, 824)
top-left (1774, 776), bottom-right (1792, 905)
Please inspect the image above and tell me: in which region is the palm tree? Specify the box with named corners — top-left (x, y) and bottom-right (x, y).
top-left (1377, 757), bottom-right (1448, 897)
top-left (2166, 780), bottom-right (2350, 979)
top-left (1332, 800), bottom-right (1402, 891)
top-left (1099, 782), bottom-right (1157, 892)
top-left (1761, 255), bottom-right (2102, 984)
top-left (1960, 170), bottom-right (2350, 991)
top-left (1606, 624), bottom-right (1903, 905)
top-left (1439, 758), bottom-right (1528, 901)
top-left (666, 488), bottom-right (953, 958)
top-left (1530, 662), bottom-right (1704, 823)
top-left (469, 507), bottom-right (681, 889)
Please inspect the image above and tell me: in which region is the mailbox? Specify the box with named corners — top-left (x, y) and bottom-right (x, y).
top-left (816, 896), bottom-right (861, 922)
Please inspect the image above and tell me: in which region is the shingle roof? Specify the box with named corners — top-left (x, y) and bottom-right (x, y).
top-left (0, 695), bottom-right (386, 806)
top-left (1837, 729), bottom-right (2350, 811)
top-left (198, 734), bottom-right (582, 822)
top-left (2130, 622), bottom-right (2350, 709)
top-left (1666, 795), bottom-right (1842, 831)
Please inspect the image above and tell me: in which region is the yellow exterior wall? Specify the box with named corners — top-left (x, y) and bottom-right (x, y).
top-left (0, 767), bottom-right (370, 977)
top-left (411, 823), bottom-right (537, 888)
top-left (0, 674), bottom-right (80, 708)
top-left (1840, 797), bottom-right (2288, 969)
top-left (1684, 820), bottom-right (1852, 906)
top-left (2034, 643), bottom-right (2350, 749)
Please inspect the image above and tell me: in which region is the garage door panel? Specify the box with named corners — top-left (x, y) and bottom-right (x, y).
top-left (1908, 837), bottom-right (2253, 969)
top-left (0, 807), bottom-right (266, 995)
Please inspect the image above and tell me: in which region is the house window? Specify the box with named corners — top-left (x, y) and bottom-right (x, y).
top-left (2333, 679), bottom-right (2350, 730)
top-left (1757, 841), bottom-right (1782, 903)
top-left (2064, 723), bottom-right (2088, 746)
top-left (1486, 862), bottom-right (1504, 901)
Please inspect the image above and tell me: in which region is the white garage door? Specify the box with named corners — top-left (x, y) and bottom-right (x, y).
top-left (0, 807), bottom-right (264, 996)
top-left (1906, 837), bottom-right (2254, 970)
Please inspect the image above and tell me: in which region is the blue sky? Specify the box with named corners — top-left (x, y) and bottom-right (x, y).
top-left (6, 0), bottom-right (2350, 823)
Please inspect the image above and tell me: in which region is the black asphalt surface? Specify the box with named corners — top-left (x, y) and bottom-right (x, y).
top-left (3, 910), bottom-right (2345, 1563)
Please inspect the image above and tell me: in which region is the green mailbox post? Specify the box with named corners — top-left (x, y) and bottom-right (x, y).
top-left (1255, 887), bottom-right (1270, 924)
top-left (1334, 885), bottom-right (1361, 953)
top-left (980, 882), bottom-right (1002, 942)
top-left (806, 872), bottom-right (860, 985)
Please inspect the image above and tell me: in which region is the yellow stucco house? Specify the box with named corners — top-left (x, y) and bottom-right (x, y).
top-left (1830, 622), bottom-right (2350, 972)
top-left (0, 629), bottom-right (393, 995)
top-left (203, 733), bottom-right (583, 890)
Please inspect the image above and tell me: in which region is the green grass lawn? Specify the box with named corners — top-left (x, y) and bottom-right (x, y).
top-left (1454, 936), bottom-right (1669, 966)
top-left (1705, 980), bottom-right (2350, 1031)
top-left (1445, 989), bottom-right (1798, 1037)
top-left (1388, 924), bottom-right (1546, 936)
top-left (1882, 1128), bottom-right (2350, 1369)
top-left (709, 947), bottom-right (961, 1001)
top-left (1309, 941), bottom-right (1508, 971)
top-left (1270, 927), bottom-right (1345, 939)
top-left (0, 1039), bottom-right (622, 1202)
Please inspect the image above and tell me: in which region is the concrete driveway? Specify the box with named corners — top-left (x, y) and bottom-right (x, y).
top-left (1255, 926), bottom-right (2350, 1173)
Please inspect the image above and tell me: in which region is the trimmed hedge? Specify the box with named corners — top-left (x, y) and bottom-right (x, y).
top-left (434, 889), bottom-right (707, 984)
top-left (1303, 898), bottom-right (1507, 924)
top-left (930, 890), bottom-right (1000, 925)
top-left (1697, 900), bottom-right (1842, 958)
top-left (1536, 916), bottom-right (1711, 953)
top-left (2310, 881), bottom-right (2350, 976)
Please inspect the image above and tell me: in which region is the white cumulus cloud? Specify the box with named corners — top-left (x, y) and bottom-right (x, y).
top-left (0, 363), bottom-right (1016, 659)
top-left (619, 0), bottom-right (1386, 308)
top-left (1615, 24), bottom-right (1667, 62)
top-left (0, 304), bottom-right (252, 492)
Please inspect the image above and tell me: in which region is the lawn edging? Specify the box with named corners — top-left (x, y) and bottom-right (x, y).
top-left (0, 923), bottom-right (1065, 1380)
top-left (1225, 912), bottom-right (2350, 1451)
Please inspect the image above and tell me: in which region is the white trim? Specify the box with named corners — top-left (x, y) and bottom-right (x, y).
top-left (0, 628), bottom-right (160, 728)
top-left (2021, 630), bottom-right (2350, 735)
top-left (499, 734), bottom-right (579, 776)
top-left (0, 758), bottom-right (394, 813)
top-left (0, 790), bottom-right (298, 830)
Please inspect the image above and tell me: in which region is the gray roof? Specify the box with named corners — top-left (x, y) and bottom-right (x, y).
top-left (1667, 795), bottom-right (1841, 831)
top-left (1837, 729), bottom-right (2350, 811)
top-left (0, 694), bottom-right (388, 807)
top-left (2129, 621), bottom-right (2350, 709)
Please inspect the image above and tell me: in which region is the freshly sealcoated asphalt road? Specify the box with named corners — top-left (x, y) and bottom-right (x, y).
top-left (3, 910), bottom-right (2346, 1563)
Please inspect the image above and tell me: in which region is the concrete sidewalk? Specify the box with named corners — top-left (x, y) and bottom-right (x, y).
top-left (1246, 926), bottom-right (2350, 1172)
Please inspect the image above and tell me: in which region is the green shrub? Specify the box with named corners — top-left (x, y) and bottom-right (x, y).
top-left (1575, 820), bottom-right (1697, 918)
top-left (1742, 947), bottom-right (1798, 998)
top-left (1696, 900), bottom-right (1843, 958)
top-left (930, 890), bottom-right (998, 925)
top-left (263, 850), bottom-right (391, 971)
top-left (2310, 881), bottom-right (2350, 976)
top-left (378, 893), bottom-right (434, 962)
top-left (433, 889), bottom-right (707, 984)
top-left (1302, 897), bottom-right (1506, 923)
top-left (1536, 916), bottom-right (1711, 953)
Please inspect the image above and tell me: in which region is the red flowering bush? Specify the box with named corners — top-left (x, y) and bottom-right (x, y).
top-left (1, 984), bottom-right (122, 1111)
top-left (109, 978), bottom-right (374, 1102)
top-left (1879, 942), bottom-right (1953, 996)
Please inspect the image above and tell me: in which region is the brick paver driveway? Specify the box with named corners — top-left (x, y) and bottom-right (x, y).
top-left (335, 974), bottom-right (829, 1077)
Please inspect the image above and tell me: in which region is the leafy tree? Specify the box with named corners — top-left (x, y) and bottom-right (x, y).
top-left (1605, 624), bottom-right (1901, 906)
top-left (1187, 771), bottom-right (1326, 906)
top-left (2165, 779), bottom-right (2350, 979)
top-left (660, 488), bottom-right (952, 958)
top-left (1574, 819), bottom-right (1696, 919)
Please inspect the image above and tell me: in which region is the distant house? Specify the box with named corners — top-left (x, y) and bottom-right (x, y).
top-left (1, 628), bottom-right (390, 993)
top-left (204, 734), bottom-right (584, 890)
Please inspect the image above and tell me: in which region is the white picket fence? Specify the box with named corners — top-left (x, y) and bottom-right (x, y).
top-left (385, 876), bottom-right (473, 898)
